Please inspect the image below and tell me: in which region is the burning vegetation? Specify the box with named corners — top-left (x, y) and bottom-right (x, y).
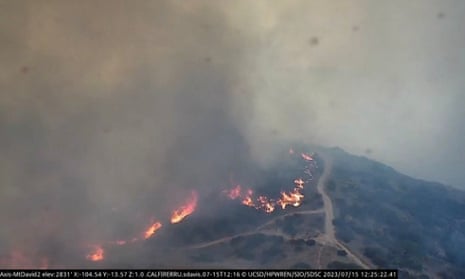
top-left (144, 221), bottom-right (163, 239)
top-left (1, 149), bottom-right (317, 267)
top-left (223, 152), bottom-right (315, 212)
top-left (86, 245), bottom-right (104, 262)
top-left (171, 191), bottom-right (198, 224)
top-left (80, 191), bottom-right (198, 263)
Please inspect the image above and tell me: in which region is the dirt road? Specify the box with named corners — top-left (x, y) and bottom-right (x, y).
top-left (186, 209), bottom-right (324, 250)
top-left (316, 152), bottom-right (371, 269)
top-left (316, 153), bottom-right (336, 241)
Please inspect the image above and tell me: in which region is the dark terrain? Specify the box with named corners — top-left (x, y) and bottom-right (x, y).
top-left (69, 145), bottom-right (465, 278)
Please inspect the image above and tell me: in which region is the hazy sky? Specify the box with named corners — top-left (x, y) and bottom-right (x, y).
top-left (1, 0), bottom-right (464, 266)
top-left (239, 1), bottom-right (465, 189)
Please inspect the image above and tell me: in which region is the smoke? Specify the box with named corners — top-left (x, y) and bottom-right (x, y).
top-left (0, 0), bottom-right (257, 266)
top-left (238, 0), bottom-right (465, 189)
top-left (1, 0), bottom-right (465, 267)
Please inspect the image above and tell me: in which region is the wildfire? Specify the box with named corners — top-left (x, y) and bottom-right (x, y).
top-left (171, 191), bottom-right (198, 224)
top-left (223, 182), bottom-right (306, 213)
top-left (144, 221), bottom-right (162, 239)
top-left (224, 182), bottom-right (305, 212)
top-left (277, 189), bottom-right (305, 209)
top-left (257, 196), bottom-right (275, 213)
top-left (223, 150), bottom-right (317, 213)
top-left (81, 148), bottom-right (317, 263)
top-left (241, 189), bottom-right (255, 207)
top-left (86, 245), bottom-right (104, 262)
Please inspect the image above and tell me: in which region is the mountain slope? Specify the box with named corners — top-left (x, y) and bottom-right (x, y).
top-left (83, 145), bottom-right (465, 279)
top-left (322, 146), bottom-right (465, 278)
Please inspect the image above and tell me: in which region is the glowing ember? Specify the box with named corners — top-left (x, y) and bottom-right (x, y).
top-left (301, 153), bottom-right (313, 161)
top-left (257, 196), bottom-right (275, 213)
top-left (171, 191), bottom-right (198, 224)
top-left (86, 245), bottom-right (104, 262)
top-left (144, 221), bottom-right (162, 239)
top-left (224, 185), bottom-right (241, 199)
top-left (241, 197), bottom-right (255, 207)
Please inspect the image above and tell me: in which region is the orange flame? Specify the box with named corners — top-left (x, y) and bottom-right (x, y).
top-left (241, 189), bottom-right (255, 207)
top-left (144, 221), bottom-right (163, 239)
top-left (86, 245), bottom-right (104, 262)
top-left (78, 148), bottom-right (317, 262)
top-left (171, 191), bottom-right (198, 224)
top-left (223, 174), bottom-right (308, 213)
top-left (301, 153), bottom-right (313, 161)
top-left (277, 189), bottom-right (304, 209)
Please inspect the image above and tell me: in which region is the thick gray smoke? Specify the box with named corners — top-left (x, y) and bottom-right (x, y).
top-left (1, 0), bottom-right (464, 267)
top-left (0, 0), bottom-right (256, 266)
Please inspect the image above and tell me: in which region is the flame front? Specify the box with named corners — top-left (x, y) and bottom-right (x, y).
top-left (277, 189), bottom-right (305, 209)
top-left (144, 221), bottom-right (162, 239)
top-left (171, 191), bottom-right (198, 224)
top-left (223, 149), bottom-right (316, 213)
top-left (223, 179), bottom-right (306, 213)
top-left (86, 245), bottom-right (104, 262)
top-left (81, 148), bottom-right (316, 262)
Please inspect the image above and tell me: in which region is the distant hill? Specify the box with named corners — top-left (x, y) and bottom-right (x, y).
top-left (321, 146), bottom-right (465, 278)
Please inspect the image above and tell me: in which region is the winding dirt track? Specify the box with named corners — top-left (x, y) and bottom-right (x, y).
top-left (186, 151), bottom-right (372, 269)
top-left (186, 209), bottom-right (324, 250)
top-left (316, 153), bottom-right (372, 269)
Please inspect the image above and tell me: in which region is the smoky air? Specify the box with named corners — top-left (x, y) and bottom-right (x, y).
top-left (0, 0), bottom-right (464, 271)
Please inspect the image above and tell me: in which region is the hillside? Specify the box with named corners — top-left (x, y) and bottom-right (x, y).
top-left (21, 145), bottom-right (463, 279)
top-left (322, 146), bottom-right (465, 278)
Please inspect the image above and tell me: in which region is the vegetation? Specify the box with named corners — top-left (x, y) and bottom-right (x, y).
top-left (337, 250), bottom-right (347, 257)
top-left (324, 146), bottom-right (465, 277)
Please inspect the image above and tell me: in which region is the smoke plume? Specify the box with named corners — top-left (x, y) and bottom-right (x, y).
top-left (1, 0), bottom-right (464, 267)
